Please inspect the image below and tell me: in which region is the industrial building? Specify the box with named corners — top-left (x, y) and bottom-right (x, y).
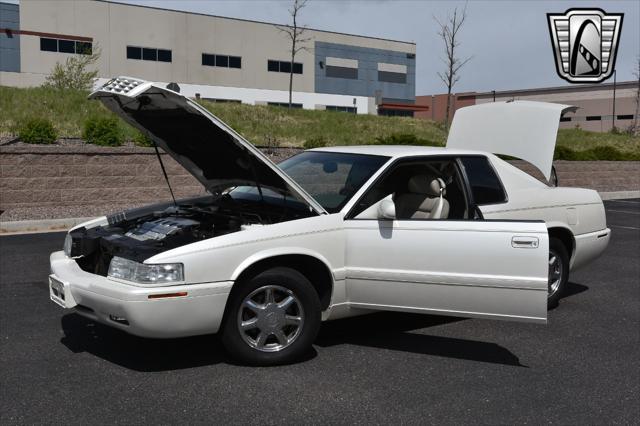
top-left (0, 0), bottom-right (420, 115)
top-left (416, 81), bottom-right (639, 132)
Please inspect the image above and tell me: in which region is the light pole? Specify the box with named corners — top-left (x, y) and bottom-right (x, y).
top-left (612, 70), bottom-right (617, 131)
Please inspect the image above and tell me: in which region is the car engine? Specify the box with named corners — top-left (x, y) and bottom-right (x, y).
top-left (68, 193), bottom-right (311, 276)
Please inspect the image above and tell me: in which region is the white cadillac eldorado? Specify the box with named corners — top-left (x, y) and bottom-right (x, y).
top-left (49, 77), bottom-right (610, 365)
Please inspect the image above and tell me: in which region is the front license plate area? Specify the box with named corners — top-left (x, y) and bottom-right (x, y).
top-left (49, 275), bottom-right (74, 308)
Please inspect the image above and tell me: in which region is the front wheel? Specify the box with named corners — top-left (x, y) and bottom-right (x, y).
top-left (548, 237), bottom-right (569, 309)
top-left (221, 267), bottom-right (321, 365)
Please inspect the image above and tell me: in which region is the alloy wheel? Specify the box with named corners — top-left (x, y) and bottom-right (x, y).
top-left (237, 285), bottom-right (304, 352)
top-left (548, 249), bottom-right (563, 298)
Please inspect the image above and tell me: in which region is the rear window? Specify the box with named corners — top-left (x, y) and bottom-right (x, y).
top-left (460, 156), bottom-right (507, 205)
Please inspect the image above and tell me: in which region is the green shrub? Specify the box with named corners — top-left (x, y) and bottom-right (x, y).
top-left (132, 131), bottom-right (154, 147)
top-left (554, 145), bottom-right (578, 160)
top-left (83, 116), bottom-right (123, 146)
top-left (303, 136), bottom-right (328, 149)
top-left (373, 133), bottom-right (438, 146)
top-left (18, 118), bottom-right (57, 144)
top-left (554, 145), bottom-right (640, 161)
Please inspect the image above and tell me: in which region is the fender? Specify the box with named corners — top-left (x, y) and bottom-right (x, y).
top-left (230, 246), bottom-right (340, 282)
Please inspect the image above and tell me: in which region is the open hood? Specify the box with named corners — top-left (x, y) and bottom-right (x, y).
top-left (446, 101), bottom-right (577, 180)
top-left (89, 77), bottom-right (326, 214)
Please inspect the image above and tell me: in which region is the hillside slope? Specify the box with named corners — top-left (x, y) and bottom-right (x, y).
top-left (1, 86), bottom-right (638, 154)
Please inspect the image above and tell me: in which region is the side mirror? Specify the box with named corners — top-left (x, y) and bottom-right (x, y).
top-left (378, 198), bottom-right (396, 220)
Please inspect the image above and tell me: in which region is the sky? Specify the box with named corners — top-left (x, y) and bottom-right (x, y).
top-left (9, 0), bottom-right (640, 95)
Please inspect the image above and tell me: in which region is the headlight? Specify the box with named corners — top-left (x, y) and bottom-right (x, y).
top-left (108, 256), bottom-right (184, 285)
top-left (63, 234), bottom-right (72, 257)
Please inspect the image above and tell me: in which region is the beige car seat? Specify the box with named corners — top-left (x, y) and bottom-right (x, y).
top-left (395, 175), bottom-right (450, 219)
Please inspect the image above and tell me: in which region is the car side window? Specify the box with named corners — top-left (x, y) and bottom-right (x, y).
top-left (350, 158), bottom-right (470, 220)
top-left (459, 156), bottom-right (507, 205)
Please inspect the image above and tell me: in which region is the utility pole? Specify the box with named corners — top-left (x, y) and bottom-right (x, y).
top-left (612, 70), bottom-right (617, 130)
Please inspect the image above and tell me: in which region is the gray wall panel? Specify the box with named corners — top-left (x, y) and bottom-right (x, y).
top-left (315, 41), bottom-right (415, 101)
top-left (0, 2), bottom-right (20, 72)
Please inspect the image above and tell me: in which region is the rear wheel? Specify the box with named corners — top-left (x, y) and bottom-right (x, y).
top-left (548, 237), bottom-right (569, 309)
top-left (221, 267), bottom-right (321, 365)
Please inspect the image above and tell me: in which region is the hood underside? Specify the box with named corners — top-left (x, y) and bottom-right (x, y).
top-left (446, 101), bottom-right (577, 180)
top-left (89, 77), bottom-right (325, 214)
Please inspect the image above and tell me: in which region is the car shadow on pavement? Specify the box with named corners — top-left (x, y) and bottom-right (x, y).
top-left (563, 281), bottom-right (589, 299)
top-left (60, 313), bottom-right (230, 372)
top-left (315, 312), bottom-right (527, 367)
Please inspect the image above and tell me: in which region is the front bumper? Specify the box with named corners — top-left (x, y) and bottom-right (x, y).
top-left (49, 251), bottom-right (233, 338)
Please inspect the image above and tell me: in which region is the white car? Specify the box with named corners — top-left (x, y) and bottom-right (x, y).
top-left (49, 77), bottom-right (610, 365)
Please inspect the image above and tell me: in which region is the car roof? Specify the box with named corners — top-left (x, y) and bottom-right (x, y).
top-left (310, 145), bottom-right (490, 158)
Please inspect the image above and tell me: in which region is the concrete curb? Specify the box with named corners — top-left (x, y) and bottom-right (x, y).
top-left (599, 191), bottom-right (640, 200)
top-left (0, 217), bottom-right (96, 235)
top-left (1, 190), bottom-right (638, 235)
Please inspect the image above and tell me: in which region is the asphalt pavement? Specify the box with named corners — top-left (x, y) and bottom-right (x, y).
top-left (1, 200), bottom-right (638, 424)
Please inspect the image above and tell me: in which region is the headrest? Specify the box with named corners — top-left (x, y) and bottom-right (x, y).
top-left (407, 175), bottom-right (446, 196)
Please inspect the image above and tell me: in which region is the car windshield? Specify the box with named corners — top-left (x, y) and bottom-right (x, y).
top-left (278, 151), bottom-right (389, 213)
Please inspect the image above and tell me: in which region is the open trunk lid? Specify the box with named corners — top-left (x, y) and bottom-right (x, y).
top-left (446, 101), bottom-right (577, 180)
top-left (89, 77), bottom-right (326, 215)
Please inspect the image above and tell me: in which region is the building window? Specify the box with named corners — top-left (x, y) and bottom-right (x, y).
top-left (326, 66), bottom-right (358, 79)
top-left (378, 109), bottom-right (413, 117)
top-left (142, 48), bottom-right (157, 61)
top-left (586, 116), bottom-right (601, 121)
top-left (40, 37), bottom-right (93, 55)
top-left (268, 102), bottom-right (303, 109)
top-left (202, 98), bottom-right (242, 104)
top-left (157, 49), bottom-right (172, 63)
top-left (127, 45), bottom-right (172, 62)
top-left (268, 60), bottom-right (279, 72)
top-left (326, 105), bottom-right (357, 113)
top-left (58, 39), bottom-right (75, 54)
top-left (617, 114), bottom-right (634, 120)
top-left (378, 71), bottom-right (407, 84)
top-left (202, 53), bottom-right (242, 69)
top-left (560, 117), bottom-right (572, 122)
top-left (75, 42), bottom-right (92, 55)
top-left (127, 46), bottom-right (142, 60)
top-left (40, 38), bottom-right (58, 52)
top-left (268, 60), bottom-right (303, 74)
top-left (229, 56), bottom-right (241, 69)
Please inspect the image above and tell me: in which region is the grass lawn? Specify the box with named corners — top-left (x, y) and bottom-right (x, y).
top-left (1, 85), bottom-right (638, 155)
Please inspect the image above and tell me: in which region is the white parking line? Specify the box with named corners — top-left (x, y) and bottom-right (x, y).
top-left (610, 225), bottom-right (640, 230)
top-left (607, 209), bottom-right (640, 215)
top-left (608, 200), bottom-right (640, 204)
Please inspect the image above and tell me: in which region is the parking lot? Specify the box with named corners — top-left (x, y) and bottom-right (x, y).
top-left (1, 199), bottom-right (638, 424)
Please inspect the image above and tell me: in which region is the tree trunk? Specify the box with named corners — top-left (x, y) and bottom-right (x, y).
top-left (289, 57), bottom-right (294, 108)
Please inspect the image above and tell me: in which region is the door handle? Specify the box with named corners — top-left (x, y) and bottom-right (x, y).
top-left (511, 236), bottom-right (539, 248)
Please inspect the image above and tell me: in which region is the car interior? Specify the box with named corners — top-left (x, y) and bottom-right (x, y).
top-left (352, 159), bottom-right (470, 220)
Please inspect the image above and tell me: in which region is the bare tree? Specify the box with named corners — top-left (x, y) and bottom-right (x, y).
top-left (277, 0), bottom-right (311, 108)
top-left (434, 6), bottom-right (472, 130)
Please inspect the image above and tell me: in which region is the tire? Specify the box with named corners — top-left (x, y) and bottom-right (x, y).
top-left (221, 267), bottom-right (321, 365)
top-left (548, 237), bottom-right (570, 309)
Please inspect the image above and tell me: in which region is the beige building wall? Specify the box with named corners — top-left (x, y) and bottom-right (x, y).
top-left (17, 0), bottom-right (415, 94)
top-left (474, 84), bottom-right (638, 132)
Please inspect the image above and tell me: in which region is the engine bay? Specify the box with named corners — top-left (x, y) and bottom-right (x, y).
top-left (69, 193), bottom-right (312, 276)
